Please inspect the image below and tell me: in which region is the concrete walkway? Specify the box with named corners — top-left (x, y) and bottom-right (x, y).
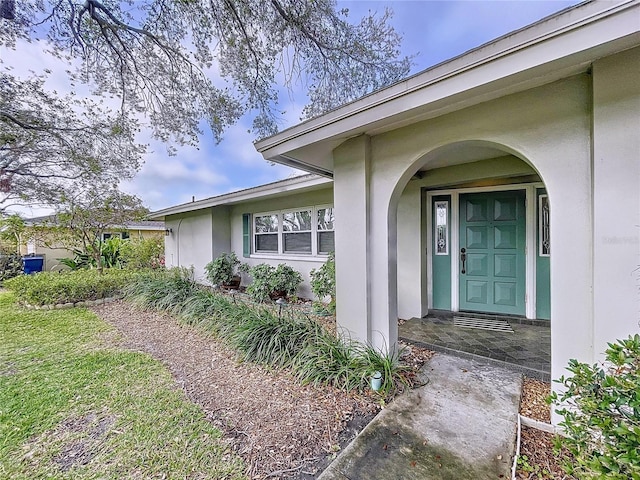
top-left (319, 354), bottom-right (522, 480)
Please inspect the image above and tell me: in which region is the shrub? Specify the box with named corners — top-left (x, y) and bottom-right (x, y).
top-left (549, 334), bottom-right (640, 479)
top-left (4, 269), bottom-right (137, 305)
top-left (0, 254), bottom-right (22, 283)
top-left (58, 237), bottom-right (126, 270)
top-left (204, 252), bottom-right (247, 286)
top-left (245, 263), bottom-right (303, 303)
top-left (310, 251), bottom-right (335, 313)
top-left (120, 235), bottom-right (165, 270)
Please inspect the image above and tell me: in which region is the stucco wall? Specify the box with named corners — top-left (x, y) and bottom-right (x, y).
top-left (163, 187), bottom-right (335, 299)
top-left (229, 187), bottom-right (334, 299)
top-left (164, 209), bottom-right (214, 282)
top-left (333, 74), bottom-right (595, 371)
top-left (592, 46), bottom-right (640, 358)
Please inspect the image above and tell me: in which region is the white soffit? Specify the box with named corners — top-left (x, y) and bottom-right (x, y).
top-left (255, 0), bottom-right (640, 172)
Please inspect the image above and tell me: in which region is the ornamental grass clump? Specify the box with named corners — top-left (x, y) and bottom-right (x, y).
top-left (549, 334), bottom-right (640, 480)
top-left (123, 268), bottom-right (408, 395)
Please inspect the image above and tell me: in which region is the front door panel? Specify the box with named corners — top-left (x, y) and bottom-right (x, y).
top-left (459, 191), bottom-right (526, 315)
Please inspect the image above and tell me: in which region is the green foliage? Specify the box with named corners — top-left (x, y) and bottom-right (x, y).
top-left (123, 271), bottom-right (407, 395)
top-left (3, 2), bottom-right (411, 145)
top-left (58, 237), bottom-right (125, 270)
top-left (119, 235), bottom-right (165, 270)
top-left (549, 334), bottom-right (640, 479)
top-left (245, 263), bottom-right (303, 303)
top-left (122, 267), bottom-right (196, 314)
top-left (0, 253), bottom-right (22, 282)
top-left (204, 252), bottom-right (246, 286)
top-left (0, 214), bottom-right (25, 254)
top-left (310, 251), bottom-right (336, 313)
top-left (517, 455), bottom-right (550, 477)
top-left (4, 269), bottom-right (137, 305)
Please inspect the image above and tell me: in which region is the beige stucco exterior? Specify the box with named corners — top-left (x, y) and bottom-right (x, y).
top-left (152, 1), bottom-right (639, 426)
top-left (250, 1), bottom-right (640, 425)
top-left (163, 181), bottom-right (334, 298)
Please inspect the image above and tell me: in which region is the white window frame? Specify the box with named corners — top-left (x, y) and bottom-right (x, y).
top-left (282, 207), bottom-right (313, 254)
top-left (253, 211), bottom-right (280, 254)
top-left (252, 205), bottom-right (334, 257)
top-left (315, 204), bottom-right (335, 256)
top-left (434, 200), bottom-right (449, 256)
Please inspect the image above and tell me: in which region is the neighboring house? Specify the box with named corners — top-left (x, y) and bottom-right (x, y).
top-left (21, 215), bottom-right (165, 271)
top-left (152, 0), bottom-right (640, 424)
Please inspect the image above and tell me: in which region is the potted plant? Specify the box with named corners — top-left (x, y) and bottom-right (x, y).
top-left (204, 252), bottom-right (247, 289)
top-left (246, 263), bottom-right (303, 303)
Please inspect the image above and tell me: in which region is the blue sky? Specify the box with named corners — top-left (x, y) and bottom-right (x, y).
top-left (5, 0), bottom-right (580, 216)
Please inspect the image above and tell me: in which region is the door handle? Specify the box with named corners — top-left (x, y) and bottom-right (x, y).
top-left (460, 248), bottom-right (466, 274)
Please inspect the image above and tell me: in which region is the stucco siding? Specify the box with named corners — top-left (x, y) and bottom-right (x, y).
top-left (229, 187), bottom-right (334, 299)
top-left (592, 46), bottom-right (640, 358)
top-left (164, 209), bottom-right (214, 282)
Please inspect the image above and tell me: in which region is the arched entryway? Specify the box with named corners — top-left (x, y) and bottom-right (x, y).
top-left (390, 140), bottom-right (551, 379)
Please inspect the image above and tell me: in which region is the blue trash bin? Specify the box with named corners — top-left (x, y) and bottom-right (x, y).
top-left (23, 256), bottom-right (44, 274)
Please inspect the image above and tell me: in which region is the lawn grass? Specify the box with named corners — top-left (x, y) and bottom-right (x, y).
top-left (0, 292), bottom-right (246, 480)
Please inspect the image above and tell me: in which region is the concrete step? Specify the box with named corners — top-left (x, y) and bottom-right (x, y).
top-left (318, 353), bottom-right (522, 480)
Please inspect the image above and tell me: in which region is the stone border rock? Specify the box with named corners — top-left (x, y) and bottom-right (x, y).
top-left (21, 295), bottom-right (121, 311)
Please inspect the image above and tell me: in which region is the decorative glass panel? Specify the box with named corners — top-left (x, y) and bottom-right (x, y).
top-left (539, 195), bottom-right (550, 256)
top-left (435, 201), bottom-right (449, 255)
top-left (317, 208), bottom-right (335, 231)
top-left (283, 210), bottom-right (312, 232)
top-left (255, 214), bottom-right (278, 233)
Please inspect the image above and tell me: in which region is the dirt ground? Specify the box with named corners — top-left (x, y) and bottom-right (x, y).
top-left (92, 301), bottom-right (566, 479)
top-left (517, 379), bottom-right (574, 479)
top-left (92, 301), bottom-right (432, 479)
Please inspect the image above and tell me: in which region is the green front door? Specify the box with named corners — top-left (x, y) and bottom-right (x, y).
top-left (459, 191), bottom-right (526, 315)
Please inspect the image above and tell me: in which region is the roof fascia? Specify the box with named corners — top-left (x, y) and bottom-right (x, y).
top-left (148, 175), bottom-right (333, 219)
top-left (255, 0), bottom-right (639, 161)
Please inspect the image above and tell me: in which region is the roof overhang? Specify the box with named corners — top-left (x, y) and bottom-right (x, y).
top-left (255, 0), bottom-right (640, 173)
top-left (149, 174), bottom-right (332, 220)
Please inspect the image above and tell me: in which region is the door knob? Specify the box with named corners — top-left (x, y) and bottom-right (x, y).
top-left (460, 248), bottom-right (467, 274)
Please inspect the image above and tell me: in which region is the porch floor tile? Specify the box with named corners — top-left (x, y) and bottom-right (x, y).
top-left (399, 312), bottom-right (551, 381)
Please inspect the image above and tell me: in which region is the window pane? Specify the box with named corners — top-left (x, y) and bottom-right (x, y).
top-left (255, 214), bottom-right (278, 233)
top-left (121, 232), bottom-right (130, 240)
top-left (284, 232), bottom-right (311, 253)
top-left (256, 233), bottom-right (278, 252)
top-left (318, 231), bottom-right (334, 254)
top-left (283, 210), bottom-right (312, 232)
top-left (317, 208), bottom-right (334, 231)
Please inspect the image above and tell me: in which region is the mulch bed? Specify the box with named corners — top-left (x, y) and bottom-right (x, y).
top-left (517, 379), bottom-right (575, 479)
top-left (92, 301), bottom-right (433, 479)
top-left (92, 296), bottom-right (569, 479)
